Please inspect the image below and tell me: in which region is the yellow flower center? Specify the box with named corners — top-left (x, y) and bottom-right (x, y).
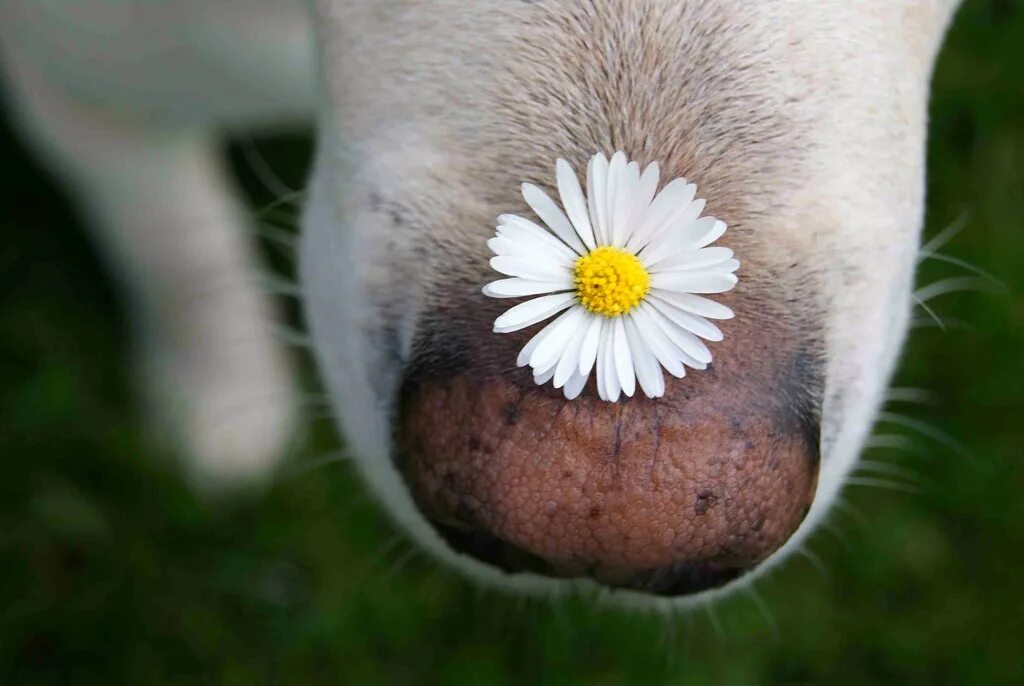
top-left (574, 246), bottom-right (650, 317)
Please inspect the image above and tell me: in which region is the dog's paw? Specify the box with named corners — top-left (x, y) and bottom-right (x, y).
top-left (136, 293), bottom-right (300, 490)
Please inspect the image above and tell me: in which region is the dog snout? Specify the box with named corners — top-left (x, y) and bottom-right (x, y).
top-left (396, 308), bottom-right (821, 597)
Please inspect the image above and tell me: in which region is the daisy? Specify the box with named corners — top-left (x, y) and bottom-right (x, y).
top-left (482, 151), bottom-right (739, 402)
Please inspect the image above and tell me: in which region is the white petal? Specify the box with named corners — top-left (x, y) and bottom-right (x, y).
top-left (660, 260), bottom-right (740, 279)
top-left (633, 304), bottom-right (687, 378)
top-left (648, 247), bottom-right (735, 273)
top-left (587, 153), bottom-right (610, 246)
top-left (529, 306), bottom-right (587, 371)
top-left (497, 214), bottom-right (579, 263)
top-left (596, 344), bottom-right (608, 400)
top-left (630, 180), bottom-right (698, 251)
top-left (482, 277), bottom-right (572, 298)
top-left (651, 292), bottom-right (734, 320)
top-left (577, 314), bottom-right (603, 377)
top-left (563, 370), bottom-right (589, 400)
top-left (517, 316), bottom-right (563, 367)
top-left (522, 183), bottom-right (587, 255)
top-left (624, 162), bottom-right (660, 249)
top-left (598, 323), bottom-right (620, 402)
top-left (553, 316), bottom-right (590, 388)
top-left (648, 295), bottom-right (723, 341)
top-left (494, 292), bottom-right (576, 333)
top-left (695, 219), bottom-right (728, 248)
top-left (650, 272), bottom-right (738, 294)
top-left (637, 204), bottom-right (710, 262)
top-left (556, 159), bottom-right (597, 251)
top-left (602, 153), bottom-right (626, 247)
top-left (625, 315), bottom-right (665, 398)
top-left (490, 232), bottom-right (574, 267)
top-left (613, 317), bottom-right (636, 398)
top-left (612, 161), bottom-right (640, 248)
top-left (678, 215), bottom-right (718, 247)
top-left (489, 256), bottom-right (571, 282)
top-left (647, 302), bottom-right (713, 364)
top-left (534, 365), bottom-right (557, 385)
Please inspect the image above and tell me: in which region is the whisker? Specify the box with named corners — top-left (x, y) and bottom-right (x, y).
top-left (381, 547), bottom-right (420, 582)
top-left (875, 411), bottom-right (969, 458)
top-left (351, 535), bottom-right (407, 585)
top-left (703, 602), bottom-right (726, 645)
top-left (885, 387), bottom-right (936, 405)
top-left (270, 326), bottom-right (312, 349)
top-left (656, 610), bottom-right (680, 670)
top-left (844, 476), bottom-right (921, 494)
top-left (912, 293), bottom-right (946, 331)
top-left (255, 224), bottom-right (298, 254)
top-left (819, 518), bottom-right (854, 551)
top-left (744, 584), bottom-right (779, 638)
top-left (832, 498), bottom-right (868, 531)
top-left (911, 315), bottom-right (970, 331)
top-left (855, 459), bottom-right (921, 482)
top-left (278, 450), bottom-right (351, 482)
top-left (259, 274), bottom-right (305, 299)
top-left (917, 210), bottom-right (972, 260)
top-left (797, 546), bottom-right (829, 582)
top-left (914, 276), bottom-right (1000, 304)
top-left (237, 134), bottom-right (296, 199)
top-left (864, 433), bottom-right (920, 453)
top-left (921, 252), bottom-right (1006, 288)
top-left (253, 189), bottom-right (308, 221)
top-left (196, 392), bottom-right (332, 437)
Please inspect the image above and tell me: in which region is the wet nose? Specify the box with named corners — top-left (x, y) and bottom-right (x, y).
top-left (396, 323), bottom-right (820, 597)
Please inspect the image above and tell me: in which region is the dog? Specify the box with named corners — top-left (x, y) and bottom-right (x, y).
top-left (0, 0), bottom-right (962, 607)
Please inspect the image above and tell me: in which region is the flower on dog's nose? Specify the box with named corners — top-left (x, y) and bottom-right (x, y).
top-left (483, 151), bottom-right (739, 402)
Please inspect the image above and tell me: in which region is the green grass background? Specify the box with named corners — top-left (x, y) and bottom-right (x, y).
top-left (1, 2), bottom-right (1022, 683)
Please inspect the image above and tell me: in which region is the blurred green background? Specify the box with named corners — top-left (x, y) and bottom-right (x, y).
top-left (1, 2), bottom-right (1022, 683)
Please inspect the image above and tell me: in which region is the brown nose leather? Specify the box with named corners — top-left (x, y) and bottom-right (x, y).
top-left (396, 305), bottom-right (820, 595)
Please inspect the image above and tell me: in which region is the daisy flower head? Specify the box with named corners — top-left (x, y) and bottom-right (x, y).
top-left (482, 151), bottom-right (739, 402)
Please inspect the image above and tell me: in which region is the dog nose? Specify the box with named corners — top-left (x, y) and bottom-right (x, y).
top-left (396, 317), bottom-right (821, 596)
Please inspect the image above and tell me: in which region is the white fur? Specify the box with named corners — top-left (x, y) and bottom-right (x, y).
top-left (1, 0), bottom-right (962, 602)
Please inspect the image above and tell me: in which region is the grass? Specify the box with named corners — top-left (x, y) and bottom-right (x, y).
top-left (1, 1), bottom-right (1023, 683)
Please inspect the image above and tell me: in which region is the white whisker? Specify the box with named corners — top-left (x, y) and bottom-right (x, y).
top-left (269, 325), bottom-right (312, 349)
top-left (744, 584), bottom-right (779, 637)
top-left (876, 411), bottom-right (969, 458)
top-left (921, 251), bottom-right (1005, 288)
top-left (832, 498), bottom-right (868, 531)
top-left (885, 387), bottom-right (936, 405)
top-left (912, 293), bottom-right (946, 331)
top-left (911, 315), bottom-right (970, 331)
top-left (256, 224), bottom-right (298, 253)
top-left (382, 547), bottom-right (420, 581)
top-left (277, 450), bottom-right (351, 482)
top-left (797, 546), bottom-right (829, 582)
top-left (237, 135), bottom-right (296, 199)
top-left (259, 274), bottom-right (305, 298)
top-left (704, 602), bottom-right (726, 645)
top-left (844, 476), bottom-right (921, 494)
top-left (864, 434), bottom-right (920, 453)
top-left (914, 276), bottom-right (1000, 304)
top-left (820, 518), bottom-right (854, 551)
top-left (917, 211), bottom-right (972, 261)
top-left (855, 459), bottom-right (921, 482)
top-left (253, 189), bottom-right (308, 221)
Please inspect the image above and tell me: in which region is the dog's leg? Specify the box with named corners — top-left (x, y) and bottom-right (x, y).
top-left (4, 65), bottom-right (298, 487)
